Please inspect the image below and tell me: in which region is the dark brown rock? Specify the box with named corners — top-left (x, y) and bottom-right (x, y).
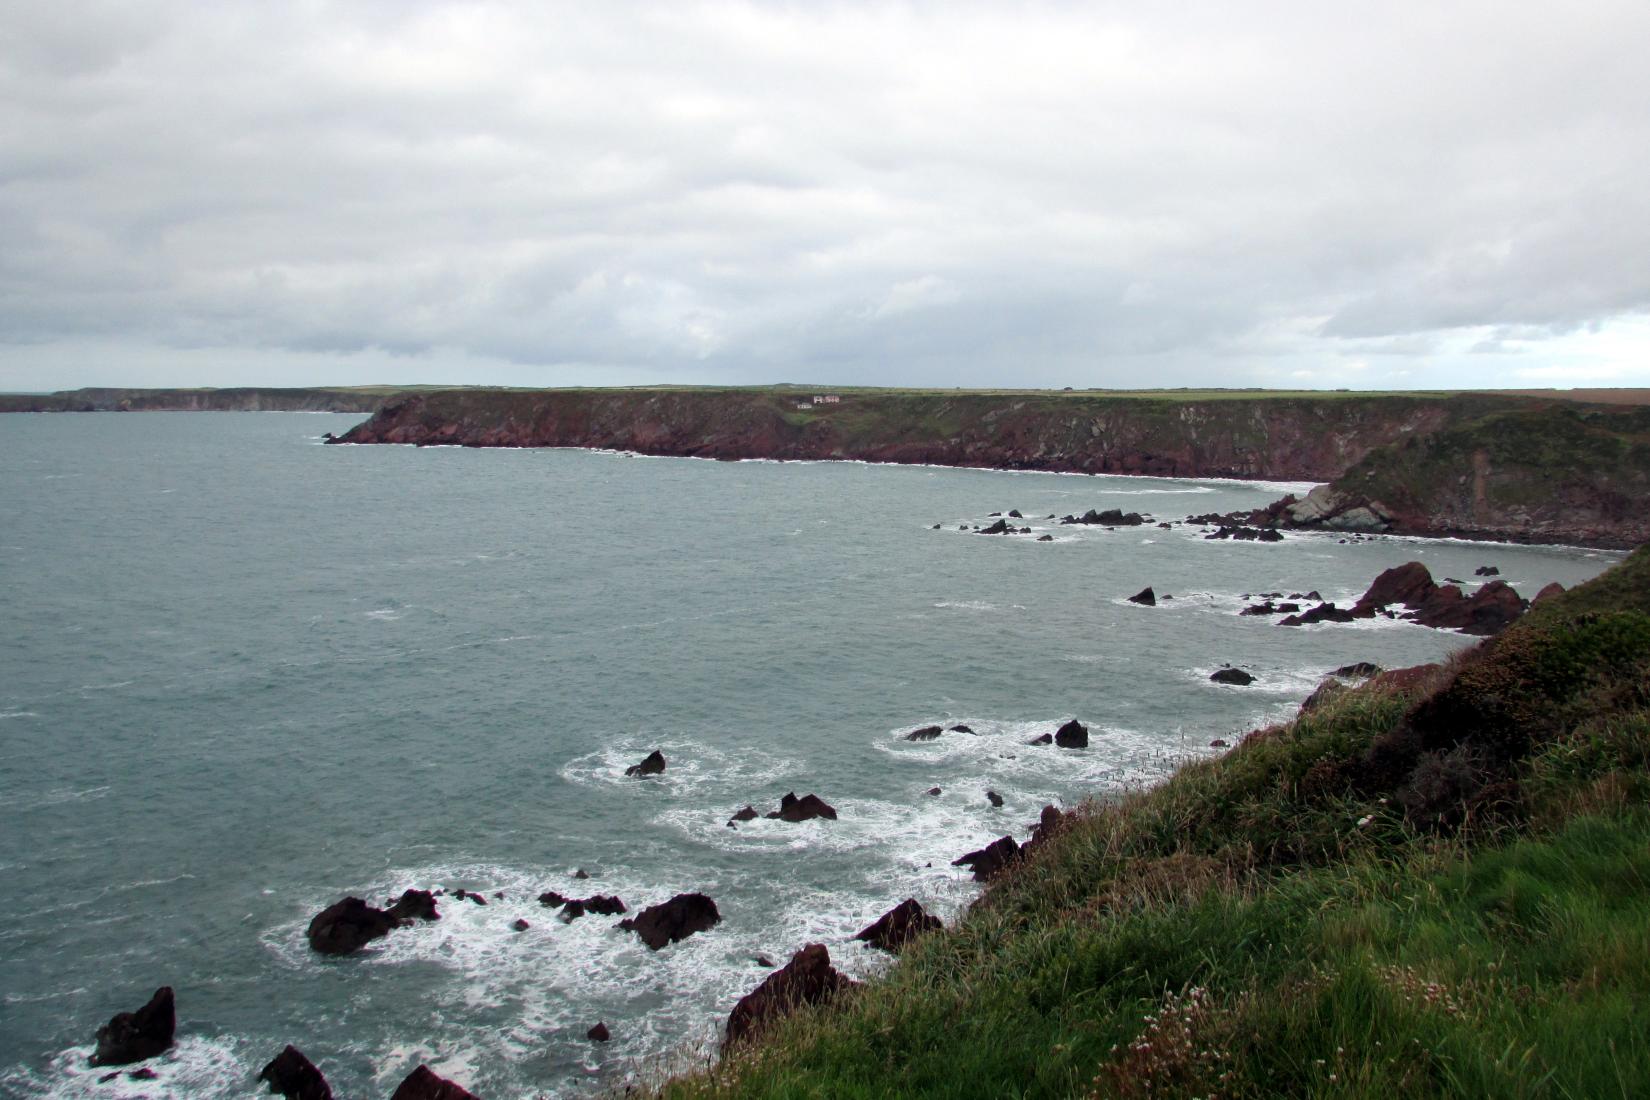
top-left (1210, 667), bottom-right (1255, 686)
top-left (854, 899), bottom-right (941, 952)
top-left (979, 518), bottom-right (1011, 534)
top-left (511, 919), bottom-right (530, 931)
top-left (1332, 662), bottom-right (1382, 679)
top-left (986, 789), bottom-right (1004, 807)
top-left (1053, 719), bottom-right (1088, 748)
top-left (259, 1045), bottom-right (333, 1100)
top-left (618, 892), bottom-right (721, 949)
top-left (90, 987), bottom-right (174, 1066)
top-left (1413, 579), bottom-right (1526, 636)
top-left (537, 891), bottom-right (568, 908)
top-left (724, 944), bottom-right (856, 1047)
top-left (389, 1064), bottom-right (479, 1100)
top-left (587, 1022), bottom-right (610, 1042)
top-left (727, 805), bottom-right (759, 826)
top-left (948, 724), bottom-right (973, 733)
top-left (1352, 561), bottom-right (1436, 616)
top-left (925, 786), bottom-right (942, 796)
top-left (1279, 602), bottom-right (1358, 626)
top-left (1027, 733), bottom-right (1053, 745)
top-left (1533, 581), bottom-right (1565, 604)
top-left (625, 750), bottom-right (666, 777)
top-left (903, 725), bottom-right (943, 741)
top-left (951, 835), bottom-right (1022, 882)
top-left (765, 792), bottom-right (837, 822)
top-left (1127, 586), bottom-right (1156, 606)
top-left (385, 889), bottom-right (440, 923)
top-left (306, 898), bottom-right (396, 955)
top-left (1475, 565), bottom-right (1500, 576)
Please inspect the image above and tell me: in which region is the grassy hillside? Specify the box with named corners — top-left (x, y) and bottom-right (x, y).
top-left (654, 546), bottom-right (1650, 1099)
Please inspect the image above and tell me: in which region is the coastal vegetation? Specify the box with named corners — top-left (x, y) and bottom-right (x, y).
top-left (651, 546), bottom-right (1650, 1099)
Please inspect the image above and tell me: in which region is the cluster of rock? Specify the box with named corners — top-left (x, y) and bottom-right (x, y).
top-left (305, 889), bottom-right (443, 955)
top-left (952, 805), bottom-right (1069, 883)
top-left (1061, 508), bottom-right (1147, 527)
top-left (1272, 562), bottom-right (1539, 636)
top-left (727, 791), bottom-right (838, 826)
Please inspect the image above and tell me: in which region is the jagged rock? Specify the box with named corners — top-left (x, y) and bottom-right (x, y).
top-left (452, 889), bottom-right (487, 906)
top-left (1279, 602), bottom-right (1358, 626)
top-left (755, 954), bottom-right (776, 967)
top-left (765, 792), bottom-right (837, 822)
top-left (389, 1065), bottom-right (479, 1100)
top-left (625, 750), bottom-right (666, 777)
top-left (306, 898), bottom-right (396, 955)
top-left (1063, 508), bottom-right (1145, 526)
top-left (618, 893), bottom-right (721, 950)
top-left (925, 787), bottom-right (942, 796)
top-left (854, 899), bottom-right (941, 952)
top-left (1414, 579), bottom-right (1526, 636)
top-left (1533, 581), bottom-right (1565, 604)
top-left (1023, 805), bottom-right (1067, 853)
top-left (1475, 565), bottom-right (1500, 576)
top-left (90, 987), bottom-right (175, 1066)
top-left (1026, 732), bottom-right (1053, 745)
top-left (385, 889), bottom-right (439, 923)
top-left (949, 724), bottom-right (973, 733)
top-left (587, 1022), bottom-right (610, 1042)
top-left (930, 523), bottom-right (941, 530)
top-left (725, 943), bottom-right (856, 1047)
top-left (259, 1045), bottom-right (333, 1100)
top-left (727, 805), bottom-right (759, 826)
top-left (1300, 678), bottom-right (1348, 714)
top-left (1053, 719), bottom-right (1088, 748)
top-left (1210, 667), bottom-right (1255, 686)
top-left (1352, 562), bottom-right (1437, 616)
top-left (952, 835), bottom-right (1022, 882)
top-left (1209, 739), bottom-right (1229, 748)
top-left (903, 725), bottom-right (943, 741)
top-left (979, 518), bottom-right (1011, 534)
top-left (1240, 601), bottom-right (1281, 616)
top-left (1007, 509), bottom-right (1023, 518)
top-left (538, 891), bottom-right (568, 908)
top-left (1332, 662), bottom-right (1381, 679)
top-left (1127, 586), bottom-right (1156, 606)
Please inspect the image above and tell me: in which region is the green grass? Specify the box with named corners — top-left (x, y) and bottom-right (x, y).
top-left (650, 548), bottom-right (1650, 1099)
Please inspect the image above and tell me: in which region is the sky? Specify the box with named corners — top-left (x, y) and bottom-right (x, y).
top-left (2, 1), bottom-right (1649, 392)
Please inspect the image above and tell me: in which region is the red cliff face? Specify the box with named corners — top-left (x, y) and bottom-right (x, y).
top-left (334, 389), bottom-right (1458, 483)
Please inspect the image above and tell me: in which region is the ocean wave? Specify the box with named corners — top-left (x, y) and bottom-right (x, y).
top-left (7, 1035), bottom-right (250, 1100)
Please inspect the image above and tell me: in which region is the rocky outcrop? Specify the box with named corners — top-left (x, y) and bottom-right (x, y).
top-left (587, 1022), bottom-right (610, 1042)
top-left (903, 725), bottom-right (943, 741)
top-left (1210, 668), bottom-right (1255, 686)
top-left (390, 1065), bottom-right (479, 1100)
top-left (306, 898), bottom-right (397, 955)
top-left (385, 889), bottom-right (440, 923)
top-left (1127, 587), bottom-right (1156, 606)
top-left (854, 899), bottom-right (942, 952)
top-left (725, 944), bottom-right (857, 1047)
top-left (727, 805), bottom-right (759, 826)
top-left (619, 893), bottom-right (721, 949)
top-left (1053, 719), bottom-right (1089, 748)
top-left (765, 792), bottom-right (838, 822)
top-left (625, 750), bottom-right (666, 777)
top-left (1345, 562), bottom-right (1526, 636)
top-left (952, 836), bottom-right (1022, 882)
top-left (258, 1045), bottom-right (333, 1100)
top-left (1063, 508), bottom-right (1146, 526)
top-left (90, 987), bottom-right (175, 1066)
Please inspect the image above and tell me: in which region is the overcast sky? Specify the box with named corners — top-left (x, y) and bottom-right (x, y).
top-left (3, 1), bottom-right (1648, 391)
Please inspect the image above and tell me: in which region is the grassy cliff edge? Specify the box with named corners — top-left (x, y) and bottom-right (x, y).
top-left (652, 547), bottom-right (1650, 1099)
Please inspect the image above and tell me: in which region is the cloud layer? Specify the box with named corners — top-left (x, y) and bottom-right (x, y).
top-left (3, 0), bottom-right (1648, 389)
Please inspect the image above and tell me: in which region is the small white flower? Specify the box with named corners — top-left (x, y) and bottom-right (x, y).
top-left (1357, 814), bottom-right (1374, 827)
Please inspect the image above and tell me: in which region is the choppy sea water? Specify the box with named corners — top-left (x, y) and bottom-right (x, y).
top-left (0, 412), bottom-right (1619, 1098)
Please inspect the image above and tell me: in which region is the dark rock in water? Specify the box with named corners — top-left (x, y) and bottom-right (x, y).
top-left (581, 895), bottom-right (627, 916)
top-left (625, 750), bottom-right (666, 777)
top-left (755, 954), bottom-right (776, 967)
top-left (988, 511), bottom-right (1001, 517)
top-left (1331, 662), bottom-right (1381, 679)
top-left (854, 899), bottom-right (942, 952)
top-left (128, 1068), bottom-right (158, 1080)
top-left (512, 918), bottom-right (530, 931)
top-left (99, 1073), bottom-right (119, 1084)
top-left (1063, 508), bottom-right (1145, 526)
top-left (1240, 601), bottom-right (1280, 616)
top-left (1126, 586), bottom-right (1156, 606)
top-left (903, 725), bottom-right (943, 741)
top-left (1279, 602), bottom-right (1357, 626)
top-left (1209, 739), bottom-right (1229, 748)
top-left (385, 889), bottom-right (439, 923)
top-left (259, 1045), bottom-right (333, 1100)
top-left (986, 789), bottom-right (1004, 807)
top-left (1413, 579), bottom-right (1525, 636)
top-left (1023, 804), bottom-right (1067, 854)
top-left (90, 987), bottom-right (175, 1066)
top-left (306, 898), bottom-right (396, 955)
top-left (925, 786), bottom-right (942, 796)
top-left (949, 724), bottom-right (973, 734)
top-left (1445, 577), bottom-right (1465, 585)
top-left (390, 1064), bottom-right (479, 1100)
top-left (1027, 732), bottom-right (1053, 745)
top-left (587, 1021), bottom-right (610, 1042)
top-left (1352, 561), bottom-right (1438, 617)
top-left (930, 524), bottom-right (941, 530)
top-left (1475, 565), bottom-right (1500, 576)
top-left (979, 518), bottom-right (1011, 534)
top-left (618, 892), bottom-right (721, 950)
top-left (1036, 534), bottom-right (1054, 541)
top-left (1007, 509), bottom-right (1023, 518)
top-left (1210, 667), bottom-right (1255, 686)
top-left (1533, 581), bottom-right (1565, 604)
top-left (1053, 719), bottom-right (1088, 748)
top-left (1277, 602), bottom-right (1299, 613)
top-left (727, 805), bottom-right (759, 826)
top-left (766, 792), bottom-right (837, 822)
top-left (952, 836), bottom-right (1022, 882)
top-left (1158, 522), bottom-right (1172, 530)
top-left (725, 943), bottom-right (856, 1047)
top-left (573, 868), bottom-right (590, 880)
top-left (538, 891), bottom-right (568, 908)
top-left (452, 889), bottom-right (487, 906)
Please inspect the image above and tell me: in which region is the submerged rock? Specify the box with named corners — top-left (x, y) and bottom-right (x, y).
top-left (725, 944), bottom-right (856, 1047)
top-left (306, 898), bottom-right (396, 955)
top-left (766, 792), bottom-right (837, 822)
top-left (1063, 508), bottom-right (1146, 526)
top-left (619, 892), bottom-right (722, 950)
top-left (1210, 667), bottom-right (1255, 686)
top-left (1126, 586), bottom-right (1156, 606)
top-left (259, 1045), bottom-right (333, 1100)
top-left (948, 724), bottom-right (973, 734)
top-left (625, 750), bottom-right (667, 777)
top-left (390, 1064), bottom-right (479, 1100)
top-left (1026, 732), bottom-right (1053, 746)
top-left (902, 725), bottom-right (943, 741)
top-left (925, 786), bottom-right (942, 796)
top-left (854, 899), bottom-right (941, 952)
top-left (952, 835), bottom-right (1022, 882)
top-left (1331, 662), bottom-right (1382, 679)
top-left (90, 987), bottom-right (175, 1067)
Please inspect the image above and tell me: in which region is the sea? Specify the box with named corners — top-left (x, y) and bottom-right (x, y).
top-left (0, 412), bottom-right (1619, 1098)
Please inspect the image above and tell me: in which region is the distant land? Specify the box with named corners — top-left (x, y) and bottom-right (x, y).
top-left (6, 384), bottom-right (1649, 548)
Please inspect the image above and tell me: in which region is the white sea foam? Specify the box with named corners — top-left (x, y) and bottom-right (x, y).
top-left (558, 737), bottom-right (800, 798)
top-left (931, 600), bottom-right (999, 611)
top-left (9, 1035), bottom-right (250, 1100)
top-left (0, 710), bottom-right (40, 720)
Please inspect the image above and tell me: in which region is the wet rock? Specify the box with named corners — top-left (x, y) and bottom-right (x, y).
top-left (587, 1021), bottom-right (610, 1042)
top-left (1023, 804), bottom-right (1067, 854)
top-left (385, 889), bottom-right (439, 923)
top-left (1210, 667), bottom-right (1255, 686)
top-left (1126, 586), bottom-right (1156, 606)
top-left (1209, 739), bottom-right (1229, 748)
top-left (725, 944), bottom-right (856, 1047)
top-left (1352, 562), bottom-right (1437, 616)
top-left (765, 792), bottom-right (837, 822)
top-left (1027, 732), bottom-right (1053, 745)
top-left (1475, 565), bottom-right (1500, 576)
top-left (389, 1064), bottom-right (479, 1100)
top-left (306, 898), bottom-right (396, 955)
top-left (1279, 602), bottom-right (1358, 626)
top-left (727, 805), bottom-right (759, 826)
top-left (948, 724), bottom-right (973, 734)
top-left (625, 750), bottom-right (666, 777)
top-left (1240, 601), bottom-right (1281, 616)
top-left (1007, 509), bottom-right (1023, 518)
top-left (755, 954), bottom-right (776, 967)
top-left (854, 899), bottom-right (942, 952)
top-left (1533, 581), bottom-right (1565, 604)
top-left (538, 891), bottom-right (568, 908)
top-left (573, 869), bottom-right (590, 880)
top-left (90, 987), bottom-right (175, 1066)
top-left (986, 789), bottom-right (1004, 808)
top-left (128, 1069), bottom-right (158, 1081)
top-left (979, 518), bottom-right (1011, 534)
top-left (1331, 662), bottom-right (1382, 679)
top-left (952, 835), bottom-right (1022, 882)
top-left (259, 1045), bottom-right (333, 1100)
top-left (512, 918), bottom-right (531, 931)
top-left (925, 786), bottom-right (942, 796)
top-left (1063, 508), bottom-right (1146, 526)
top-left (618, 892), bottom-right (722, 950)
top-left (930, 524), bottom-right (941, 530)
top-left (1036, 534), bottom-right (1054, 541)
top-left (452, 889), bottom-right (487, 906)
top-left (1413, 579), bottom-right (1526, 636)
top-left (1053, 719), bottom-right (1088, 748)
top-left (903, 725), bottom-right (943, 741)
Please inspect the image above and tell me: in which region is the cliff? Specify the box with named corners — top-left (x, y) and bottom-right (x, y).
top-left (333, 388), bottom-right (1468, 482)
